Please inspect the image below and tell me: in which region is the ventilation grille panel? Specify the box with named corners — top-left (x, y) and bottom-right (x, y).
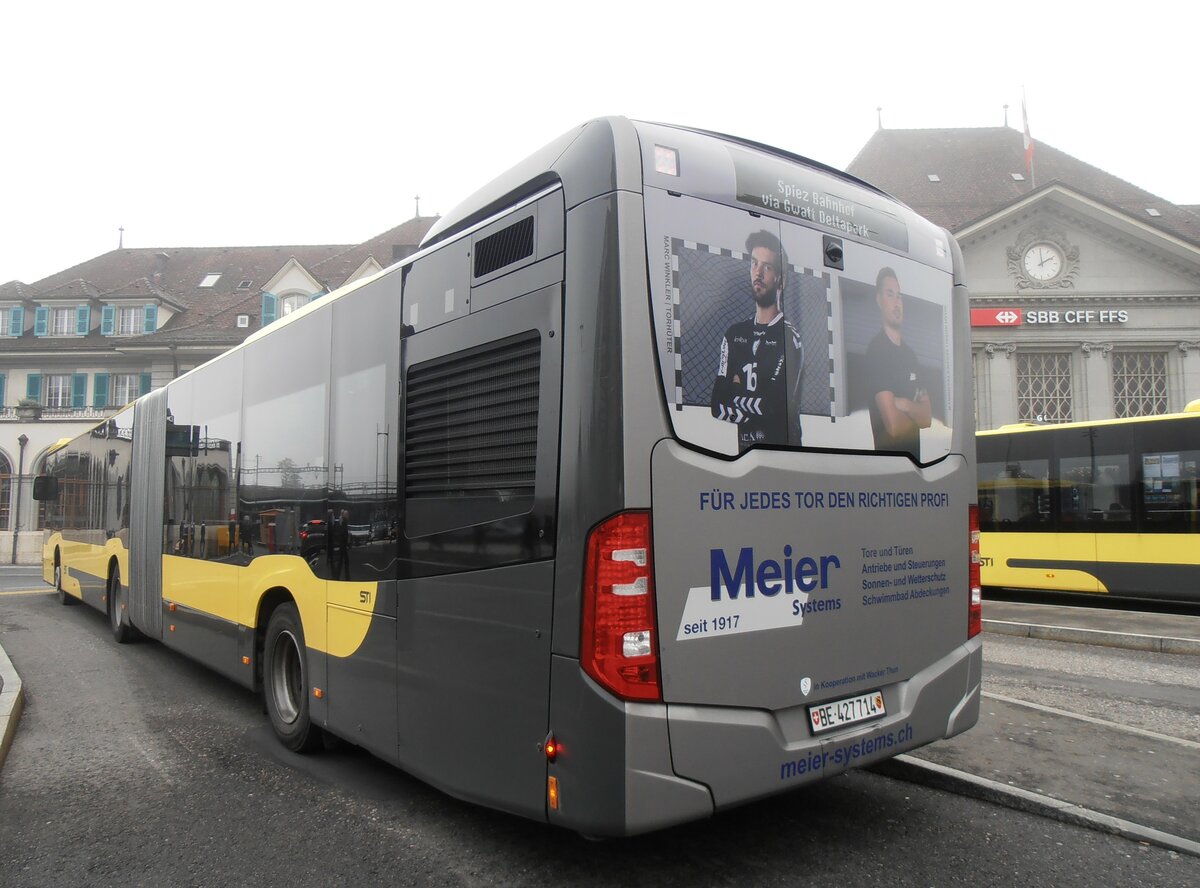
top-left (405, 331), bottom-right (541, 501)
top-left (474, 216), bottom-right (535, 279)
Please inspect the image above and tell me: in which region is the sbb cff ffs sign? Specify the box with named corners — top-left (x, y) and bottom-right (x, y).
top-left (1025, 309), bottom-right (1128, 325)
top-left (970, 308), bottom-right (1130, 327)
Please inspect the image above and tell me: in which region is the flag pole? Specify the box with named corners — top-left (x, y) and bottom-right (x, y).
top-left (1022, 87), bottom-right (1035, 189)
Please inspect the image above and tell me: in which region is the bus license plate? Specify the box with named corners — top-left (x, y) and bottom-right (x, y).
top-left (808, 690), bottom-right (886, 734)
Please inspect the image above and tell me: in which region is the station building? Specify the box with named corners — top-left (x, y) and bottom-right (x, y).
top-left (847, 127), bottom-right (1200, 430)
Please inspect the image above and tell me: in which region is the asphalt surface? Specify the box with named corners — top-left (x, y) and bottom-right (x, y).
top-left (3, 571), bottom-right (1199, 857)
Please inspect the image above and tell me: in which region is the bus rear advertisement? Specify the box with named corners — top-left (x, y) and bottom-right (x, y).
top-left (37, 117), bottom-right (981, 836)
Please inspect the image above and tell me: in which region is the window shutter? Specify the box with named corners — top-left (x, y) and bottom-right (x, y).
top-left (144, 303), bottom-right (158, 333)
top-left (139, 373), bottom-right (152, 396)
top-left (34, 307), bottom-right (48, 337)
top-left (26, 373), bottom-right (42, 401)
top-left (261, 292), bottom-right (277, 327)
top-left (76, 304), bottom-right (91, 335)
top-left (8, 306), bottom-right (23, 336)
top-left (310, 288), bottom-right (326, 302)
top-left (71, 373), bottom-right (87, 408)
top-left (101, 305), bottom-right (115, 335)
top-left (93, 373), bottom-right (110, 408)
top-left (0, 374), bottom-right (6, 407)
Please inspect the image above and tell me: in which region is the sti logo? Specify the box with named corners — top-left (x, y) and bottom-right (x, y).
top-left (971, 308), bottom-right (1021, 327)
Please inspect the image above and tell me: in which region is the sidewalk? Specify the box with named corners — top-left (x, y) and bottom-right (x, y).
top-left (0, 633), bottom-right (23, 771)
top-left (983, 598), bottom-right (1200, 655)
top-left (878, 596), bottom-right (1200, 857)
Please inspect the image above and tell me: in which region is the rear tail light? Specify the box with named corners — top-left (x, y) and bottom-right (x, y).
top-left (581, 511), bottom-right (661, 702)
top-left (968, 504), bottom-right (982, 638)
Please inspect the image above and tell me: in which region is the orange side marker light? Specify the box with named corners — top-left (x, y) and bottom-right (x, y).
top-left (313, 688), bottom-right (324, 699)
top-left (547, 776), bottom-right (559, 810)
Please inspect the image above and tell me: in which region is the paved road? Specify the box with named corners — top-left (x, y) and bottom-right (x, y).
top-left (1, 577), bottom-right (1198, 886)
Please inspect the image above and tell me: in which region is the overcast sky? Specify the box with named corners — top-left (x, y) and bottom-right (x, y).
top-left (2, 1), bottom-right (1196, 285)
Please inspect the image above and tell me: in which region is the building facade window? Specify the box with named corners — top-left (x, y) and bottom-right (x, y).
top-left (1017, 352), bottom-right (1073, 423)
top-left (117, 306), bottom-right (143, 335)
top-left (111, 374), bottom-right (139, 406)
top-left (50, 307), bottom-right (74, 335)
top-left (0, 453), bottom-right (11, 530)
top-left (44, 373), bottom-right (72, 408)
top-left (1112, 352), bottom-right (1168, 418)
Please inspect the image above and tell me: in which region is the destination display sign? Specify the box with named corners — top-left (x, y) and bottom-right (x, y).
top-left (729, 147), bottom-right (909, 252)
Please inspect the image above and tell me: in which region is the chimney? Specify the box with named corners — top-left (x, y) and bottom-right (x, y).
top-left (154, 251), bottom-right (169, 282)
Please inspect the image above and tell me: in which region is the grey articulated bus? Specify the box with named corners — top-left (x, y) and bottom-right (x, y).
top-left (40, 117), bottom-right (981, 836)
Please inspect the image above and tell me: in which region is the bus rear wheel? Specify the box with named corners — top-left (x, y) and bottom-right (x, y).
top-left (264, 603), bottom-right (322, 753)
top-left (108, 566), bottom-right (135, 644)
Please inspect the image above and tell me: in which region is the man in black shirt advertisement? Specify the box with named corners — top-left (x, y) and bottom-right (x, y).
top-left (864, 266), bottom-right (931, 456)
top-left (709, 230), bottom-right (804, 448)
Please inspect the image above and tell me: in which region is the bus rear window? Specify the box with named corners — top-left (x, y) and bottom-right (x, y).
top-left (643, 185), bottom-right (956, 461)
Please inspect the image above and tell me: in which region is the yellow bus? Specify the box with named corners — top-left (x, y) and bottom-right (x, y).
top-left (977, 402), bottom-right (1200, 602)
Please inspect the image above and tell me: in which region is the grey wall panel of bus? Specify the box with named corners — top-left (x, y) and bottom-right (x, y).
top-left (130, 386), bottom-right (167, 638)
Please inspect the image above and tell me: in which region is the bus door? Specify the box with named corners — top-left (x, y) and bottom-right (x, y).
top-left (1052, 425), bottom-right (1134, 594)
top-left (395, 202), bottom-right (564, 818)
top-left (130, 388), bottom-right (167, 637)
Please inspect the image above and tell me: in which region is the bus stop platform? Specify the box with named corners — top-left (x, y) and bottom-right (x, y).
top-left (982, 598), bottom-right (1200, 656)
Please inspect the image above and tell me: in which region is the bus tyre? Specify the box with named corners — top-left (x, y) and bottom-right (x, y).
top-left (264, 603), bottom-right (322, 753)
top-left (55, 558), bottom-right (76, 606)
top-left (108, 566), bottom-right (135, 644)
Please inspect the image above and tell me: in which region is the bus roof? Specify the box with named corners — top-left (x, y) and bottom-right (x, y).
top-left (979, 407), bottom-right (1200, 436)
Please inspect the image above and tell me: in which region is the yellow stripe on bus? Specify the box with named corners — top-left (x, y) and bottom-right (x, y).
top-left (162, 554), bottom-right (376, 659)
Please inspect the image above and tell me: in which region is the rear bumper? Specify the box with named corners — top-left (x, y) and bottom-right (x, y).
top-left (548, 637), bottom-right (981, 836)
top-left (666, 636), bottom-right (982, 809)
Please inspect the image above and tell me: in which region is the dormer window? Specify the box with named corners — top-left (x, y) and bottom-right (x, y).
top-left (926, 174), bottom-right (941, 183)
top-left (100, 303), bottom-right (159, 336)
top-left (280, 294), bottom-right (309, 316)
top-left (117, 306), bottom-right (144, 335)
top-left (50, 307), bottom-right (74, 335)
top-left (199, 273), bottom-right (222, 288)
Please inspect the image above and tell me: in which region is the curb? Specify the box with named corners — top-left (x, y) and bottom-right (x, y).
top-left (871, 753), bottom-right (1200, 858)
top-left (983, 618), bottom-right (1200, 656)
top-left (0, 640), bottom-right (24, 771)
